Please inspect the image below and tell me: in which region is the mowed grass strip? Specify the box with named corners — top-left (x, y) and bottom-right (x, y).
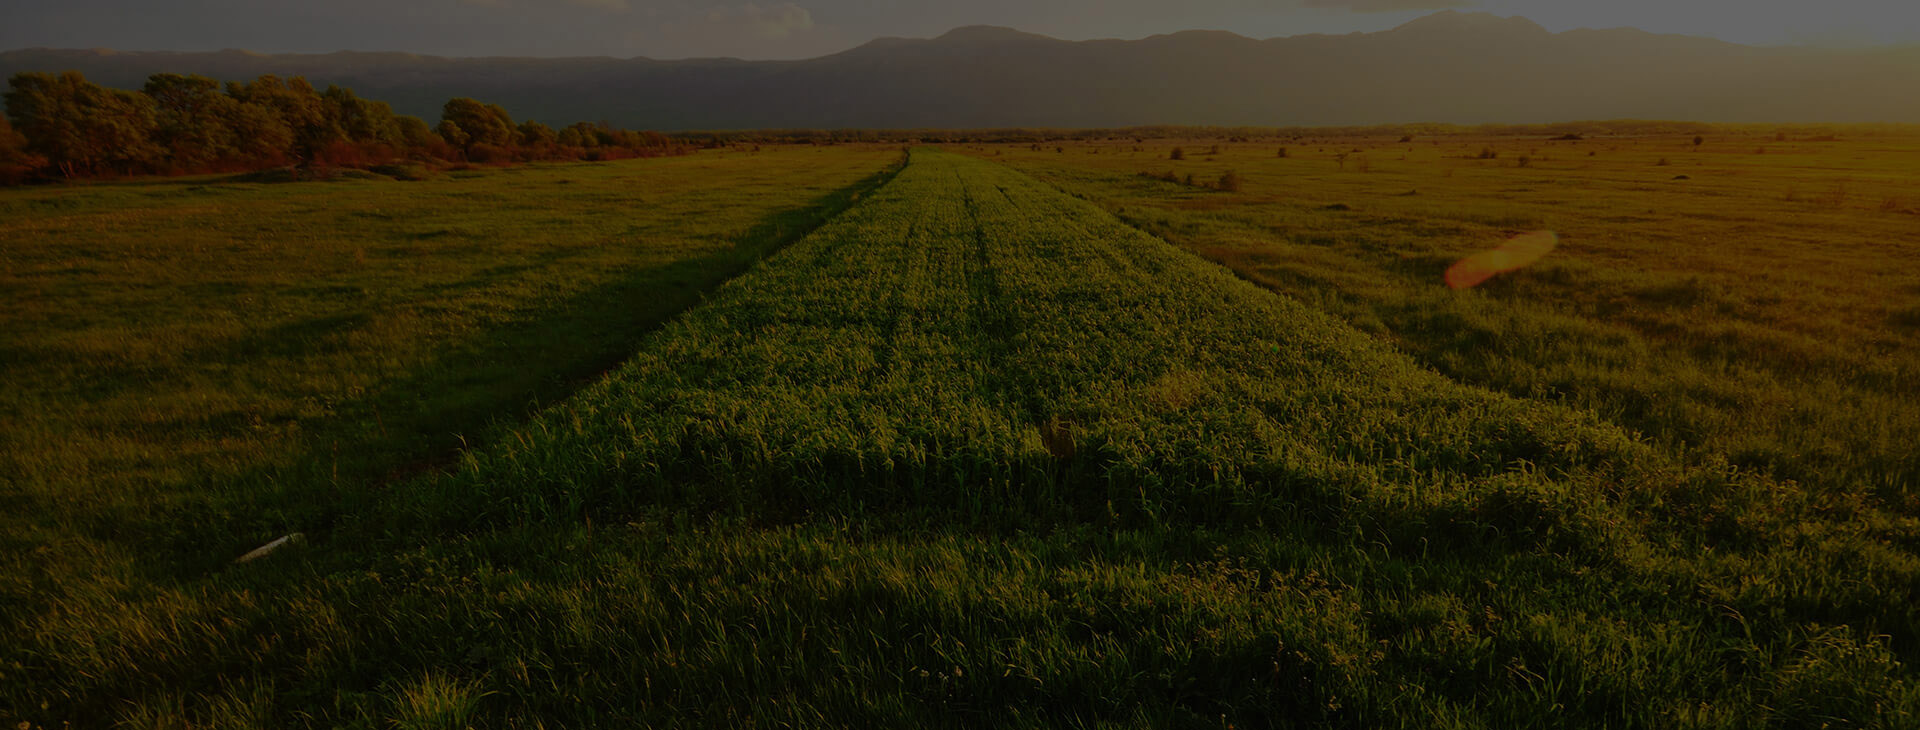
top-left (6, 149), bottom-right (1916, 728)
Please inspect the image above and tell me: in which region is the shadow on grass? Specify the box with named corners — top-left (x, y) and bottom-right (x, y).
top-left (142, 155), bottom-right (908, 578)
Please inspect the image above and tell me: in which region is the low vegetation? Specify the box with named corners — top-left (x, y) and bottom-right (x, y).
top-left (981, 134), bottom-right (1920, 515)
top-left (7, 146), bottom-right (1912, 726)
top-left (0, 145), bottom-right (904, 724)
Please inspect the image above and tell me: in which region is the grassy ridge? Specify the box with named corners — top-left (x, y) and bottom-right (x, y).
top-left (4, 148), bottom-right (1917, 727)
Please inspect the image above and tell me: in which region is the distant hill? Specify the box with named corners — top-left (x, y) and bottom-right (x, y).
top-left (4, 11), bottom-right (1917, 129)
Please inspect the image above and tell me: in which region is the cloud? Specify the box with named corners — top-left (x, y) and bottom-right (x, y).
top-left (704, 3), bottom-right (815, 39)
top-left (1302, 0), bottom-right (1473, 12)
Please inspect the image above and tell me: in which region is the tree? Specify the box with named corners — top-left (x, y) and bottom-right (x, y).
top-left (435, 119), bottom-right (470, 151)
top-left (228, 75), bottom-right (342, 165)
top-left (0, 113), bottom-right (44, 182)
top-left (394, 115), bottom-right (438, 149)
top-left (517, 121), bottom-right (557, 147)
top-left (6, 71), bottom-right (161, 177)
top-left (143, 73), bottom-right (240, 169)
top-left (323, 85), bottom-right (402, 146)
top-left (224, 99), bottom-right (296, 167)
top-left (559, 122), bottom-right (601, 149)
top-left (440, 97), bottom-right (514, 155)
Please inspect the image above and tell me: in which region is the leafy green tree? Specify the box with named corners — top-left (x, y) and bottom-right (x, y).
top-left (394, 115), bottom-right (438, 149)
top-left (435, 119), bottom-right (470, 151)
top-left (228, 75), bottom-right (343, 164)
top-left (6, 71), bottom-right (161, 176)
top-left (322, 85), bottom-right (401, 146)
top-left (517, 121), bottom-right (557, 147)
top-left (224, 99), bottom-right (296, 167)
top-left (144, 73), bottom-right (241, 169)
top-left (0, 113), bottom-right (44, 181)
top-left (440, 97), bottom-right (514, 154)
top-left (565, 122), bottom-right (603, 148)
top-left (0, 114), bottom-right (26, 159)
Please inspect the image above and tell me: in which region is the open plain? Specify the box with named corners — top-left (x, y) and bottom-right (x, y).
top-left (3, 135), bottom-right (1917, 727)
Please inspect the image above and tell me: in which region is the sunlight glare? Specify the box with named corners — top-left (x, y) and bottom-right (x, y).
top-left (1445, 231), bottom-right (1559, 289)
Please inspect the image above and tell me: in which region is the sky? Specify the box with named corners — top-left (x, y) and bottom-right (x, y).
top-left (3, 0), bottom-right (1917, 59)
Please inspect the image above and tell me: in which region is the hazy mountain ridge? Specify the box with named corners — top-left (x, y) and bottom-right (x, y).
top-left (4, 12), bottom-right (1916, 129)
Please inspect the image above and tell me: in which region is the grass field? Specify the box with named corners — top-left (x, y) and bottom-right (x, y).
top-left (3, 142), bottom-right (1918, 727)
top-left (973, 135), bottom-right (1920, 511)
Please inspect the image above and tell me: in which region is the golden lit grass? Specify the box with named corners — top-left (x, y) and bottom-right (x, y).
top-left (979, 134), bottom-right (1920, 511)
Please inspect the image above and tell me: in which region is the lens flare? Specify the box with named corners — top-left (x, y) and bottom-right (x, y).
top-left (1445, 231), bottom-right (1559, 289)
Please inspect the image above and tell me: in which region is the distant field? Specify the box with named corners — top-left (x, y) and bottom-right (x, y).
top-left (3, 143), bottom-right (1917, 727)
top-left (975, 134), bottom-right (1920, 509)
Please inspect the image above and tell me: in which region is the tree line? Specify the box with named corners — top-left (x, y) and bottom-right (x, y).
top-left (0, 70), bottom-right (686, 183)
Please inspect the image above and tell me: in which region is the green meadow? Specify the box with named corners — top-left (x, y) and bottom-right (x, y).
top-left (2, 142), bottom-right (1917, 727)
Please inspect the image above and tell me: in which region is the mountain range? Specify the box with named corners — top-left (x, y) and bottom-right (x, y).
top-left (3, 12), bottom-right (1916, 130)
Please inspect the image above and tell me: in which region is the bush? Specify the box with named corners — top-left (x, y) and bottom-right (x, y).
top-left (1169, 147), bottom-right (1185, 161)
top-left (466, 143), bottom-right (514, 164)
top-left (1216, 171), bottom-right (1243, 192)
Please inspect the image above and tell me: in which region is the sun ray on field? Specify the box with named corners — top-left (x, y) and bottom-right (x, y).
top-left (1445, 230), bottom-right (1559, 289)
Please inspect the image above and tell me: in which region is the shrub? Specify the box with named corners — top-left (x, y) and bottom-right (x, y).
top-left (1478, 147), bottom-right (1499, 160)
top-left (1216, 171), bottom-right (1243, 192)
top-left (467, 143), bottom-right (514, 164)
top-left (1170, 147), bottom-right (1185, 161)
